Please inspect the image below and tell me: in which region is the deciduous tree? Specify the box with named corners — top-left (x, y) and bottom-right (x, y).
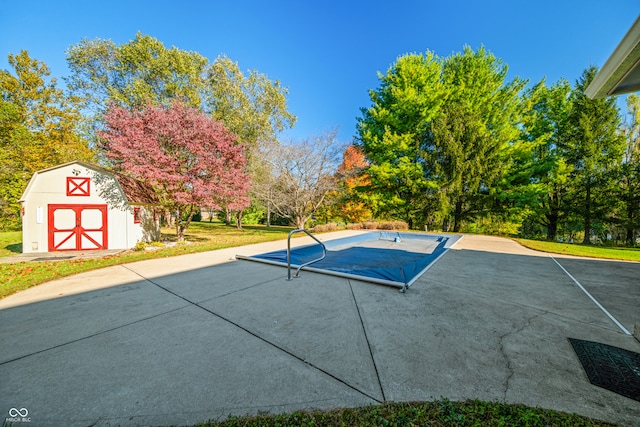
top-left (67, 33), bottom-right (295, 228)
top-left (206, 56), bottom-right (296, 150)
top-left (0, 51), bottom-right (93, 229)
top-left (205, 56), bottom-right (296, 226)
top-left (616, 94), bottom-right (640, 245)
top-left (67, 33), bottom-right (208, 113)
top-left (356, 52), bottom-right (445, 227)
top-left (100, 101), bottom-right (249, 241)
top-left (335, 145), bottom-right (372, 223)
top-left (253, 131), bottom-right (341, 229)
top-left (67, 34), bottom-right (295, 149)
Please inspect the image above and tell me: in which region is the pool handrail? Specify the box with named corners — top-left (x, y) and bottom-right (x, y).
top-left (287, 229), bottom-right (327, 280)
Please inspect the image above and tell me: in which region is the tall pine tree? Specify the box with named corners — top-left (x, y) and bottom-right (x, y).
top-left (434, 46), bottom-right (525, 232)
top-left (565, 67), bottom-right (625, 244)
top-left (513, 78), bottom-right (573, 240)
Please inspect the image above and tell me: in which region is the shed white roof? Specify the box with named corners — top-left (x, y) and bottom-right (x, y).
top-left (19, 160), bottom-right (160, 205)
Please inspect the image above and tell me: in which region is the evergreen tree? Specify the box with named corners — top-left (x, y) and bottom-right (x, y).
top-left (513, 78), bottom-right (573, 240)
top-left (357, 47), bottom-right (524, 231)
top-left (565, 67), bottom-right (625, 244)
top-left (434, 46), bottom-right (526, 232)
top-left (429, 103), bottom-right (495, 231)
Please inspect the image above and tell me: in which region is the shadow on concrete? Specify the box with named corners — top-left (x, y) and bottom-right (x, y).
top-left (0, 246), bottom-right (639, 426)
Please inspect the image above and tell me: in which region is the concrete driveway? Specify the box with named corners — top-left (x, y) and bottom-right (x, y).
top-left (1, 232), bottom-right (639, 426)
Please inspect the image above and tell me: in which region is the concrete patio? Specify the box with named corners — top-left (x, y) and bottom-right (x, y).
top-left (1, 232), bottom-right (638, 426)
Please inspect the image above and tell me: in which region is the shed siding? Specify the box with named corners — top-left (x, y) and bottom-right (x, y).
top-left (21, 163), bottom-right (159, 253)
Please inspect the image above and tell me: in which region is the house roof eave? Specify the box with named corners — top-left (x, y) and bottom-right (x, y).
top-left (586, 16), bottom-right (640, 99)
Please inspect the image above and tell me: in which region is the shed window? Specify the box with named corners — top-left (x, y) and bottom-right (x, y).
top-left (134, 207), bottom-right (141, 224)
top-left (67, 177), bottom-right (90, 196)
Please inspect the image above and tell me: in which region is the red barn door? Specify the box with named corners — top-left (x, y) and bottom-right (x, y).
top-left (48, 205), bottom-right (108, 251)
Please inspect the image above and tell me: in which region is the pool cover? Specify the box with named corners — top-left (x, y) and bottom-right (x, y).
top-left (237, 232), bottom-right (461, 289)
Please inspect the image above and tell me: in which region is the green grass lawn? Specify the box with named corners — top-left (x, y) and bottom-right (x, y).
top-left (200, 399), bottom-right (612, 426)
top-left (0, 230), bottom-right (22, 257)
top-left (515, 238), bottom-right (640, 262)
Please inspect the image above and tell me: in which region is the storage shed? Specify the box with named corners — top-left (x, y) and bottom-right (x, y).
top-left (19, 161), bottom-right (160, 253)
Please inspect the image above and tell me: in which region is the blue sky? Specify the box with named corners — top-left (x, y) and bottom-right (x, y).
top-left (1, 1), bottom-right (637, 144)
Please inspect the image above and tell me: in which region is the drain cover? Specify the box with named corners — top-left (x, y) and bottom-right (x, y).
top-left (569, 338), bottom-right (640, 402)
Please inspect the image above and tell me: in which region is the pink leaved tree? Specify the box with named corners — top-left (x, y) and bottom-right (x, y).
top-left (100, 101), bottom-right (250, 241)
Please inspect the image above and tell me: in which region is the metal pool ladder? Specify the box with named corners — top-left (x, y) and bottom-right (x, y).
top-left (287, 229), bottom-right (327, 280)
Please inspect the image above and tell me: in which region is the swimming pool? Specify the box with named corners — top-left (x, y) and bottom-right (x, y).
top-left (237, 231), bottom-right (462, 291)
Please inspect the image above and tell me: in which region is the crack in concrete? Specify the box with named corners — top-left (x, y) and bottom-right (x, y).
top-left (498, 310), bottom-right (547, 401)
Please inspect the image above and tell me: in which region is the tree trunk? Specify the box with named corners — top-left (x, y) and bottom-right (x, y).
top-left (545, 188), bottom-right (560, 241)
top-left (266, 205), bottom-right (271, 227)
top-left (545, 210), bottom-right (559, 241)
top-left (453, 199), bottom-right (463, 232)
top-left (176, 205), bottom-right (196, 242)
top-left (295, 216), bottom-right (307, 229)
top-left (546, 219), bottom-right (558, 241)
top-left (626, 185), bottom-right (637, 246)
top-left (582, 181), bottom-right (592, 245)
top-left (626, 201), bottom-right (636, 246)
top-left (236, 210), bottom-right (243, 230)
top-left (174, 207), bottom-right (182, 241)
top-left (165, 209), bottom-right (175, 228)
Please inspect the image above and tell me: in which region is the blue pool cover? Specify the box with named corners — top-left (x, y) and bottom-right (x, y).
top-left (237, 232), bottom-right (462, 289)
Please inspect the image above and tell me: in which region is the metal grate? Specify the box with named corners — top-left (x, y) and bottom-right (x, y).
top-left (569, 338), bottom-right (640, 402)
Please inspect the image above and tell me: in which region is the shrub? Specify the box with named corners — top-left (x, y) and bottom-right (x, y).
top-left (378, 221), bottom-right (409, 230)
top-left (310, 223), bottom-right (338, 233)
top-left (133, 241), bottom-right (148, 251)
top-left (362, 221), bottom-right (378, 229)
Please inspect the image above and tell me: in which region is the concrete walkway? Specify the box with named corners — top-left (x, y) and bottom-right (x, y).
top-left (1, 232), bottom-right (639, 426)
